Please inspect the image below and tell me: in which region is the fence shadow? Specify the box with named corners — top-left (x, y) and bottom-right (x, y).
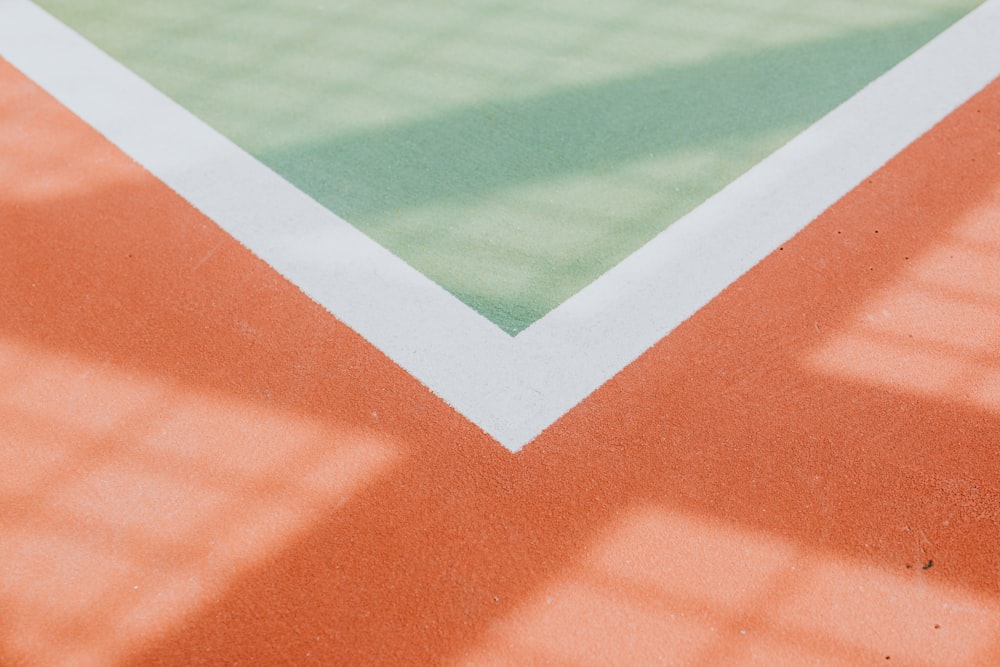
top-left (3, 20), bottom-right (1000, 667)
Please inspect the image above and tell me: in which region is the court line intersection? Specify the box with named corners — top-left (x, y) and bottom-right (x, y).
top-left (2, 0), bottom-right (999, 450)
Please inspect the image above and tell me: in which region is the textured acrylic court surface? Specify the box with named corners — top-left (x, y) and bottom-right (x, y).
top-left (5, 1), bottom-right (1000, 665)
top-left (37, 0), bottom-right (983, 332)
top-left (3, 55), bottom-right (1000, 664)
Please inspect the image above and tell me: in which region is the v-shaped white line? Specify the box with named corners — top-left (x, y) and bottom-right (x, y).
top-left (3, 0), bottom-right (999, 450)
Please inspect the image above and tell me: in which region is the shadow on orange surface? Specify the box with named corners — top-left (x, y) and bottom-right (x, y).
top-left (2, 58), bottom-right (1000, 665)
top-left (0, 337), bottom-right (403, 666)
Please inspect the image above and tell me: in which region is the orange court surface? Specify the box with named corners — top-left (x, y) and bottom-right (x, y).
top-left (2, 1), bottom-right (1000, 665)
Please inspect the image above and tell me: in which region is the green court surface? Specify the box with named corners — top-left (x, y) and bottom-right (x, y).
top-left (39, 0), bottom-right (981, 332)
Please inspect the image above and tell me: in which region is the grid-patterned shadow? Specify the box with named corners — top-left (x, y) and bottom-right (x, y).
top-left (35, 0), bottom-right (983, 333)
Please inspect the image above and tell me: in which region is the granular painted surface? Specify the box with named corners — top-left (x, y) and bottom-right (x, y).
top-left (2, 3), bottom-right (1000, 665)
top-left (33, 0), bottom-right (985, 332)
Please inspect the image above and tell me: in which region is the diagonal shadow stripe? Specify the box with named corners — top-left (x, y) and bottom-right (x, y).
top-left (7, 0), bottom-right (996, 450)
top-left (259, 10), bottom-right (973, 332)
top-left (268, 11), bottom-right (966, 219)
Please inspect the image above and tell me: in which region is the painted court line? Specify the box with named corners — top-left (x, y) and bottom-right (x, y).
top-left (2, 0), bottom-right (999, 450)
top-left (5, 63), bottom-right (1000, 663)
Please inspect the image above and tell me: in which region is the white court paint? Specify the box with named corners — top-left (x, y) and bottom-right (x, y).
top-left (2, 0), bottom-right (999, 451)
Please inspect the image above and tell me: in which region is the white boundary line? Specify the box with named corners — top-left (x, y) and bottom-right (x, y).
top-left (2, 0), bottom-right (999, 451)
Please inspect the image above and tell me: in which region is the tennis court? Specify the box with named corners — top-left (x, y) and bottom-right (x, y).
top-left (2, 1), bottom-right (1000, 664)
